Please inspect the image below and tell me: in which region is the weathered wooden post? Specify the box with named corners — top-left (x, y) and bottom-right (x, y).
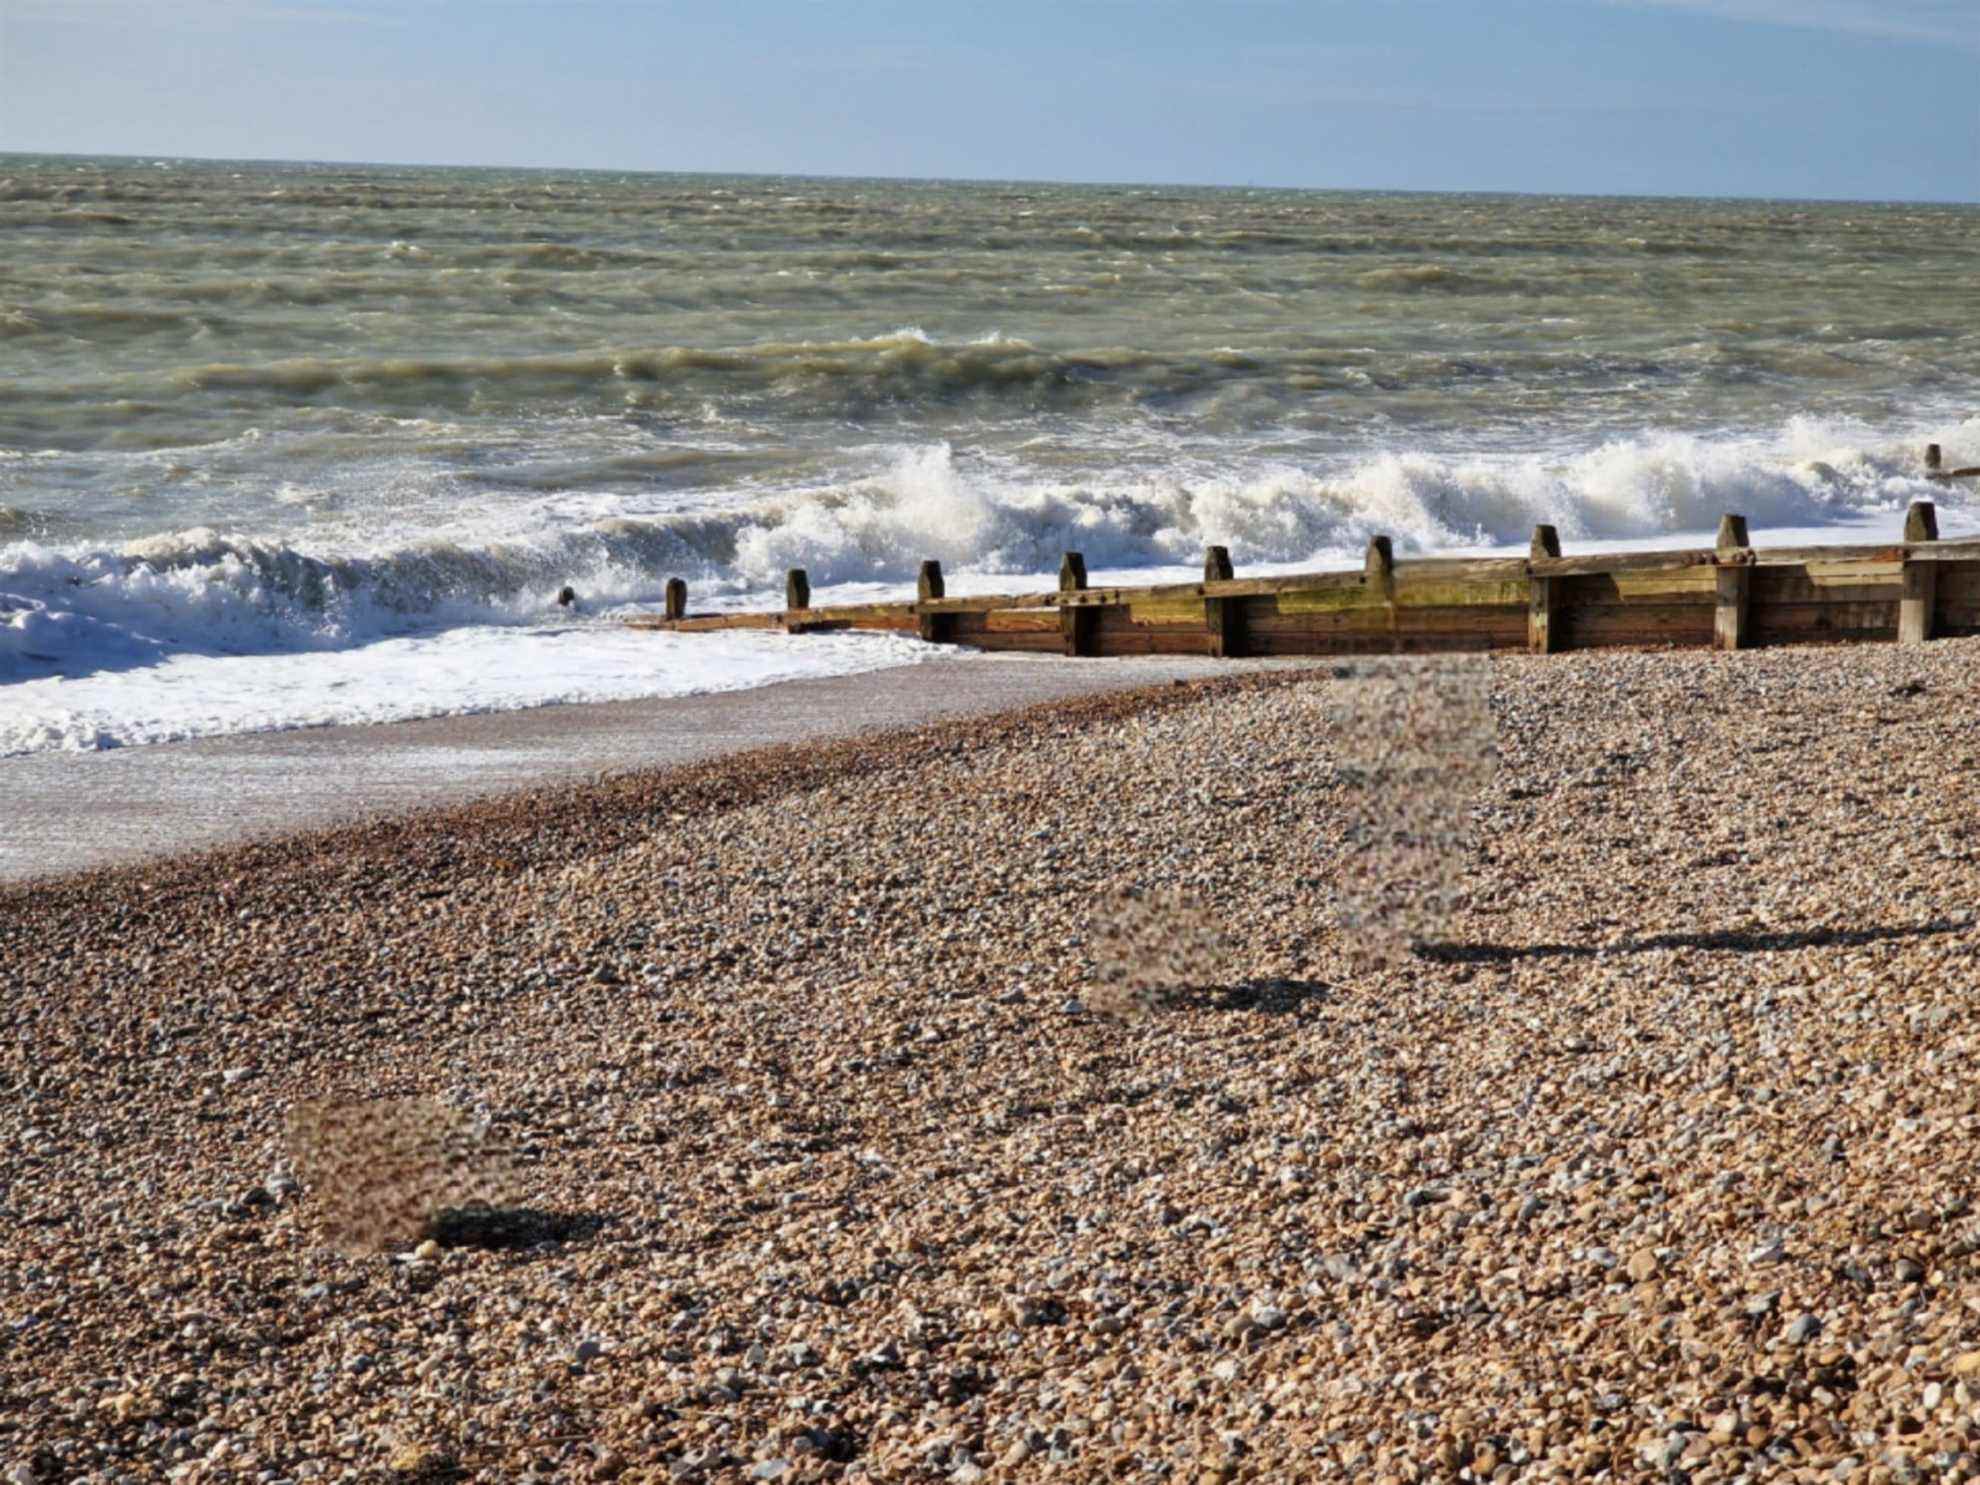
top-left (1901, 500), bottom-right (1939, 645)
top-left (1364, 534), bottom-right (1398, 651)
top-left (664, 577), bottom-right (687, 622)
top-left (1059, 551), bottom-right (1097, 657)
top-left (1927, 443), bottom-right (1943, 474)
top-left (782, 568), bottom-right (812, 632)
top-left (1527, 524), bottom-right (1561, 655)
top-left (915, 559), bottom-right (951, 645)
top-left (1202, 545), bottom-right (1242, 657)
top-left (1714, 514), bottom-right (1750, 652)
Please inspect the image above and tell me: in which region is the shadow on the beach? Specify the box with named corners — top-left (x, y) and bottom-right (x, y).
top-left (1180, 979), bottom-right (1334, 1015)
top-left (430, 1207), bottom-right (613, 1251)
top-left (1419, 918), bottom-right (1967, 964)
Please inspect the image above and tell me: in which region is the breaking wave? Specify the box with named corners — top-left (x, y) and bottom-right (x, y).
top-left (4, 417), bottom-right (1962, 684)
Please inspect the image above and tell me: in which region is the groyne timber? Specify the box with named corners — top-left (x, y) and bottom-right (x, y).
top-left (632, 497), bottom-right (1980, 661)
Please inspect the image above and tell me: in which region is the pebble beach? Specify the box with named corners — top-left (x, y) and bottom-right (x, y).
top-left (6, 641), bottom-right (1980, 1484)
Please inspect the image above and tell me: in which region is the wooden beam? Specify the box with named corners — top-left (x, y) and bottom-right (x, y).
top-left (1203, 546), bottom-right (1242, 657)
top-left (1059, 552), bottom-right (1098, 657)
top-left (1528, 524), bottom-right (1561, 654)
top-left (915, 559), bottom-right (953, 644)
top-left (664, 577), bottom-right (687, 622)
top-left (1714, 514), bottom-right (1750, 652)
top-left (1901, 501), bottom-right (1938, 645)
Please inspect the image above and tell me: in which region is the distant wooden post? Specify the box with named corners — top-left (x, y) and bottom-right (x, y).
top-left (664, 577), bottom-right (687, 621)
top-left (786, 568), bottom-right (810, 612)
top-left (1926, 445), bottom-right (1980, 482)
top-left (1059, 551), bottom-right (1097, 657)
top-left (1202, 545), bottom-right (1242, 657)
top-left (1901, 500), bottom-right (1939, 645)
top-left (915, 559), bottom-right (951, 645)
top-left (1528, 524), bottom-right (1561, 655)
top-left (1714, 514), bottom-right (1750, 652)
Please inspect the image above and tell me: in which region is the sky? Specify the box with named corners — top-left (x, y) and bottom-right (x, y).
top-left (1, 0), bottom-right (1976, 201)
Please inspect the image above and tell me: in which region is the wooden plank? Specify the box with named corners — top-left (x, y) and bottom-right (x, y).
top-left (1276, 585), bottom-right (1382, 616)
top-left (1129, 597), bottom-right (1211, 626)
top-left (1059, 571), bottom-right (1366, 609)
top-left (626, 611), bottom-right (784, 633)
top-left (1562, 570), bottom-right (1717, 605)
top-left (1561, 604), bottom-right (1715, 647)
top-left (1394, 578), bottom-right (1531, 607)
top-left (1800, 560), bottom-right (1904, 585)
top-left (1749, 602), bottom-right (1897, 643)
top-left (1531, 547), bottom-right (1714, 577)
top-left (1094, 606), bottom-right (1211, 656)
top-left (917, 589), bottom-right (1064, 614)
top-left (1249, 605), bottom-right (1525, 640)
top-left (1749, 567), bottom-right (1900, 608)
top-left (984, 607), bottom-right (1061, 633)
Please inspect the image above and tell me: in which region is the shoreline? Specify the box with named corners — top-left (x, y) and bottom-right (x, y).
top-left (0, 652), bottom-right (1306, 886)
top-left (6, 640), bottom-right (1980, 1479)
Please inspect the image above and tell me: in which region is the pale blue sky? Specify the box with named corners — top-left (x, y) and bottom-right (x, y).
top-left (3, 0), bottom-right (1976, 200)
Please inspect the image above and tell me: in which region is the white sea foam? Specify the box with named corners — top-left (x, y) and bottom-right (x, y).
top-left (1, 414), bottom-right (1971, 756)
top-left (0, 623), bottom-right (932, 756)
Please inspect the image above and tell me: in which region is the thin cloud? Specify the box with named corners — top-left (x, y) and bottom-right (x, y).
top-left (1604, 0), bottom-right (1980, 51)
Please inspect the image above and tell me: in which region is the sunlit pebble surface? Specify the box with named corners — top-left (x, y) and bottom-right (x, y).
top-left (6, 644), bottom-right (1980, 1484)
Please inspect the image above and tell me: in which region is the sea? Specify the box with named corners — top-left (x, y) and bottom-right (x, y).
top-left (3, 155), bottom-right (1976, 755)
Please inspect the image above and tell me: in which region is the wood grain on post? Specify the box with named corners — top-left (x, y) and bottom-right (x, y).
top-left (1901, 500), bottom-right (1938, 645)
top-left (916, 559), bottom-right (950, 644)
top-left (1713, 514), bottom-right (1750, 652)
top-left (1202, 545), bottom-right (1242, 657)
top-left (1058, 552), bottom-right (1097, 657)
top-left (664, 577), bottom-right (687, 621)
top-left (1528, 524), bottom-right (1561, 654)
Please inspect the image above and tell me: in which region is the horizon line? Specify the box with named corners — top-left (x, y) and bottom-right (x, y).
top-left (4, 147), bottom-right (1976, 211)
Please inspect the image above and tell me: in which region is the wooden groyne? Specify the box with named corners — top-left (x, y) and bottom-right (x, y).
top-left (629, 452), bottom-right (1979, 660)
